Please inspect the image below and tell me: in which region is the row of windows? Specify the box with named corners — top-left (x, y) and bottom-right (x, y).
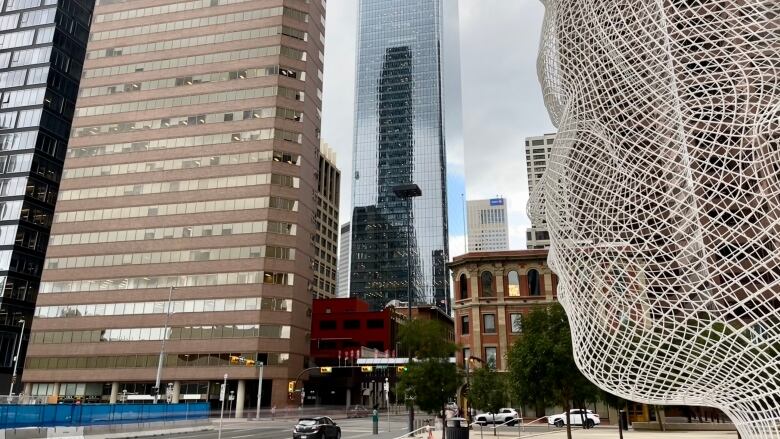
top-left (41, 270), bottom-right (294, 294)
top-left (0, 108), bottom-right (41, 130)
top-left (25, 351), bottom-right (290, 370)
top-left (64, 150), bottom-right (299, 179)
top-left (88, 25), bottom-right (306, 60)
top-left (54, 196), bottom-right (298, 224)
top-left (0, 66), bottom-right (48, 88)
top-left (0, 200), bottom-right (51, 225)
top-left (318, 319), bottom-right (385, 330)
top-left (0, 46), bottom-right (50, 70)
top-left (4, 0), bottom-right (56, 12)
top-left (0, 87), bottom-right (44, 110)
top-left (76, 85), bottom-right (303, 117)
top-left (95, 0), bottom-right (253, 23)
top-left (58, 172), bottom-right (300, 201)
top-left (50, 220), bottom-right (296, 246)
top-left (35, 297), bottom-right (292, 319)
top-left (0, 5), bottom-right (56, 29)
top-left (73, 106), bottom-right (303, 138)
top-left (84, 45), bottom-right (304, 79)
top-left (45, 245), bottom-right (295, 270)
top-left (78, 65), bottom-right (303, 98)
top-left (68, 128), bottom-right (303, 159)
top-left (461, 313), bottom-right (523, 335)
top-left (90, 6), bottom-right (307, 41)
top-left (459, 269), bottom-right (543, 299)
top-left (32, 324), bottom-right (291, 345)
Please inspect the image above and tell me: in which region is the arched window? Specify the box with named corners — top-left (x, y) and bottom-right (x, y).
top-left (459, 273), bottom-right (469, 300)
top-left (528, 269), bottom-right (541, 296)
top-left (481, 271), bottom-right (494, 297)
top-left (507, 271), bottom-right (520, 296)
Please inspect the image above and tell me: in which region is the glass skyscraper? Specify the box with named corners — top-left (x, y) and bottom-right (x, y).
top-left (350, 0), bottom-right (450, 312)
top-left (0, 0), bottom-right (94, 393)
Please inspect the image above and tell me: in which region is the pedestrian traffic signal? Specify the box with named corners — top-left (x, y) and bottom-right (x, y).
top-left (361, 366), bottom-right (373, 372)
top-left (230, 356), bottom-right (241, 364)
top-left (288, 381), bottom-right (295, 392)
top-left (320, 367), bottom-right (333, 373)
top-left (244, 359), bottom-right (255, 367)
top-left (397, 366), bottom-right (407, 373)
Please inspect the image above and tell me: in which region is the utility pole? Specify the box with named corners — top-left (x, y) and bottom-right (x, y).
top-left (218, 373), bottom-right (227, 439)
top-left (255, 362), bottom-right (264, 419)
top-left (8, 319), bottom-right (25, 399)
top-left (154, 286), bottom-right (175, 403)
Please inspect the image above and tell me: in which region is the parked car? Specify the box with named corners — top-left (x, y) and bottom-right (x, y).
top-left (293, 417), bottom-right (341, 439)
top-left (547, 409), bottom-right (601, 428)
top-left (474, 408), bottom-right (519, 426)
top-left (347, 405), bottom-right (369, 418)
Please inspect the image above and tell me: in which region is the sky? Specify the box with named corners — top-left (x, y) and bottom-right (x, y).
top-left (320, 0), bottom-right (555, 258)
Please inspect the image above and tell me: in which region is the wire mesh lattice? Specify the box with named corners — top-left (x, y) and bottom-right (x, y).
top-left (531, 0), bottom-right (780, 437)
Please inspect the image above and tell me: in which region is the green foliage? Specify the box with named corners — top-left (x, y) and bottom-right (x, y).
top-left (397, 319), bottom-right (459, 415)
top-left (507, 303), bottom-right (600, 415)
top-left (469, 361), bottom-right (507, 415)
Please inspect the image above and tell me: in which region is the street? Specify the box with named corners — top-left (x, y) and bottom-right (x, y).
top-left (156, 417), bottom-right (561, 439)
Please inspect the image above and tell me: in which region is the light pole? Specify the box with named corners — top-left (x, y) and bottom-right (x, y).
top-left (255, 361), bottom-right (264, 420)
top-left (154, 286), bottom-right (175, 404)
top-left (392, 183), bottom-right (422, 321)
top-left (8, 319), bottom-right (25, 399)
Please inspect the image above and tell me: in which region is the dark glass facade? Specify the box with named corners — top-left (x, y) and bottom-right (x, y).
top-left (350, 0), bottom-right (449, 312)
top-left (0, 0), bottom-right (94, 392)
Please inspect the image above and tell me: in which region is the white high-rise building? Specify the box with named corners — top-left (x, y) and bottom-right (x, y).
top-left (336, 222), bottom-right (351, 298)
top-left (467, 198), bottom-right (509, 252)
top-left (524, 133), bottom-right (555, 249)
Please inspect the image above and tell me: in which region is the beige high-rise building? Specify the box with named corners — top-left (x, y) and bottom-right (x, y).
top-left (21, 0), bottom-right (325, 411)
top-left (466, 198), bottom-right (509, 252)
top-left (313, 142), bottom-right (339, 299)
top-left (524, 133), bottom-right (555, 249)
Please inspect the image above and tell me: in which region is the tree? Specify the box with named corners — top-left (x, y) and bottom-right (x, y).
top-left (506, 303), bottom-right (600, 439)
top-left (469, 360), bottom-right (507, 435)
top-left (397, 319), bottom-right (459, 439)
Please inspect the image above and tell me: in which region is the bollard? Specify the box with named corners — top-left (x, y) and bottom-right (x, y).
top-left (372, 408), bottom-right (379, 435)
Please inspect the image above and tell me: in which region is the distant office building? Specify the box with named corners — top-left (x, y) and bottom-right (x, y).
top-left (524, 133), bottom-right (555, 249)
top-left (350, 0), bottom-right (455, 312)
top-left (313, 143), bottom-right (340, 299)
top-left (0, 0), bottom-right (95, 393)
top-left (467, 198), bottom-right (509, 252)
top-left (336, 222), bottom-right (350, 298)
top-left (23, 0), bottom-right (326, 411)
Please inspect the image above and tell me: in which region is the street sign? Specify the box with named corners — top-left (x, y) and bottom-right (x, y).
top-left (361, 366), bottom-right (373, 372)
top-left (219, 384), bottom-right (226, 402)
top-left (320, 367), bottom-right (333, 373)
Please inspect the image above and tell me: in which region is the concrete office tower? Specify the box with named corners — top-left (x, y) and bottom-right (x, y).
top-left (350, 0), bottom-right (454, 311)
top-left (466, 198), bottom-right (509, 252)
top-left (22, 0), bottom-right (325, 410)
top-left (336, 222), bottom-right (350, 298)
top-left (0, 0), bottom-right (94, 393)
top-left (313, 142), bottom-right (339, 299)
top-left (524, 133), bottom-right (554, 249)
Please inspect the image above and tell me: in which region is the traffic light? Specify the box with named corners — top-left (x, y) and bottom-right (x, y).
top-left (397, 366), bottom-right (407, 373)
top-left (245, 359), bottom-right (255, 367)
top-left (361, 366), bottom-right (373, 373)
top-left (288, 381), bottom-right (295, 392)
top-left (320, 367), bottom-right (333, 373)
top-left (230, 356), bottom-right (241, 365)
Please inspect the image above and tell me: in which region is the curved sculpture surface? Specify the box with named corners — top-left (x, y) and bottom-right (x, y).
top-left (530, 0), bottom-right (779, 437)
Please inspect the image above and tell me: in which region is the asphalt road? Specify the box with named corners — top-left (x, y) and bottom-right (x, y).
top-left (160, 417), bottom-right (415, 439)
top-left (157, 417), bottom-right (560, 439)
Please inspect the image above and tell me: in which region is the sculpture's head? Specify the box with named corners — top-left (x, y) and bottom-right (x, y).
top-left (530, 0), bottom-right (780, 430)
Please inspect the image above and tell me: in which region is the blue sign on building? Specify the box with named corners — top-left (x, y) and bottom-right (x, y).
top-left (490, 198), bottom-right (504, 206)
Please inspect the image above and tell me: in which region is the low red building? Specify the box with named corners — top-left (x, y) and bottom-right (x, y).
top-left (310, 298), bottom-right (402, 363)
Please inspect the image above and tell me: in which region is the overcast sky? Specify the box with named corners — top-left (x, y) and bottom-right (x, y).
top-left (321, 0), bottom-right (555, 257)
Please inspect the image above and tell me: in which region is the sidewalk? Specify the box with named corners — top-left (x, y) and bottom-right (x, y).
top-left (403, 427), bottom-right (740, 439)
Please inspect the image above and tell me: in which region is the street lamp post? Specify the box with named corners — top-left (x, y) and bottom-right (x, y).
top-left (154, 286), bottom-right (175, 404)
top-left (392, 184), bottom-right (422, 321)
top-left (255, 361), bottom-right (264, 420)
top-left (8, 319), bottom-right (25, 399)
top-left (393, 183), bottom-right (421, 435)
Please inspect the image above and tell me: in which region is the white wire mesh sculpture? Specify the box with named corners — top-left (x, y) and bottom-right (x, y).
top-left (530, 0), bottom-right (779, 437)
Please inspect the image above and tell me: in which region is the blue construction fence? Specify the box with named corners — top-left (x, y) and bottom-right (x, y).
top-left (0, 402), bottom-right (209, 429)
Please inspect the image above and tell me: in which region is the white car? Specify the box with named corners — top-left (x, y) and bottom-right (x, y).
top-left (474, 408), bottom-right (519, 426)
top-left (548, 409), bottom-right (600, 428)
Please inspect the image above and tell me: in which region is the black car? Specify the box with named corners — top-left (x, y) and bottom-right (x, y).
top-left (292, 416), bottom-right (341, 439)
